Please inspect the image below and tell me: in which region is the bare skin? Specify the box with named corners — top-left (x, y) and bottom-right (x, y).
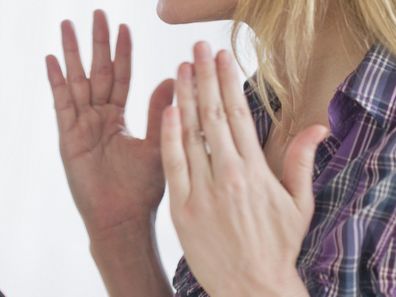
top-left (263, 3), bottom-right (367, 181)
top-left (46, 11), bottom-right (174, 297)
top-left (159, 0), bottom-right (366, 183)
top-left (46, 2), bottom-right (240, 295)
top-left (46, 1), bottom-right (367, 296)
top-left (156, 0), bottom-right (238, 23)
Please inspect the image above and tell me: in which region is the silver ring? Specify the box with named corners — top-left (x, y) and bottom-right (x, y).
top-left (199, 130), bottom-right (211, 154)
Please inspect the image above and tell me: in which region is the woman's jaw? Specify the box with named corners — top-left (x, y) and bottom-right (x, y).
top-left (156, 0), bottom-right (238, 24)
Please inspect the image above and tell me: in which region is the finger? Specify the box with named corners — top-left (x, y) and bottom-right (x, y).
top-left (282, 125), bottom-right (329, 214)
top-left (61, 20), bottom-right (91, 112)
top-left (177, 63), bottom-right (212, 189)
top-left (193, 41), bottom-right (239, 176)
top-left (146, 79), bottom-right (174, 146)
top-left (216, 50), bottom-right (263, 161)
top-left (46, 55), bottom-right (77, 133)
top-left (161, 106), bottom-right (190, 211)
top-left (110, 24), bottom-right (132, 108)
top-left (90, 10), bottom-right (113, 105)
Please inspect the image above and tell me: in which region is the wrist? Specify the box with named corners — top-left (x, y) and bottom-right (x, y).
top-left (86, 207), bottom-right (157, 241)
top-left (89, 211), bottom-right (157, 255)
top-left (217, 267), bottom-right (309, 297)
top-left (247, 268), bottom-right (309, 297)
top-left (87, 210), bottom-right (173, 297)
top-left (265, 274), bottom-right (309, 297)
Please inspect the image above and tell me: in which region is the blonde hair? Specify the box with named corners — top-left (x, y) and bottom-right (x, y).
top-left (231, 0), bottom-right (396, 138)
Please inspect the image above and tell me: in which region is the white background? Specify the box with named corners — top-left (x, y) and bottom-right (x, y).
top-left (0, 0), bottom-right (255, 296)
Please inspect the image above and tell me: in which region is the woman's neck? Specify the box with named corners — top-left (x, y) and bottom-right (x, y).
top-left (279, 5), bottom-right (369, 139)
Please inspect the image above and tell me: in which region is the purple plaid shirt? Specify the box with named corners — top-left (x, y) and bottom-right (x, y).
top-left (173, 43), bottom-right (396, 296)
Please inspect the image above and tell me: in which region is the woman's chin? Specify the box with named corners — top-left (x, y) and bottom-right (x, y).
top-left (156, 0), bottom-right (235, 24)
top-left (156, 1), bottom-right (184, 24)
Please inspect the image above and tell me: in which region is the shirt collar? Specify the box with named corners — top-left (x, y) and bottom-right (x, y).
top-left (244, 43), bottom-right (396, 129)
top-left (337, 43), bottom-right (396, 129)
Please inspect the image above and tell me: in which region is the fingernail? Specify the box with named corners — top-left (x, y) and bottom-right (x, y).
top-left (194, 41), bottom-right (211, 62)
top-left (62, 20), bottom-right (74, 32)
top-left (94, 9), bottom-right (104, 17)
top-left (179, 63), bottom-right (192, 80)
top-left (218, 50), bottom-right (230, 67)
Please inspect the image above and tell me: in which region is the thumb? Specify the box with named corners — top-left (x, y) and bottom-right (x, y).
top-left (146, 79), bottom-right (175, 146)
top-left (281, 124), bottom-right (329, 215)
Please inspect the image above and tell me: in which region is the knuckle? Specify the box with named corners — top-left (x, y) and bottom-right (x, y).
top-left (65, 46), bottom-right (79, 54)
top-left (51, 77), bottom-right (66, 90)
top-left (69, 74), bottom-right (87, 84)
top-left (202, 103), bottom-right (227, 123)
top-left (93, 64), bottom-right (113, 77)
top-left (198, 64), bottom-right (215, 80)
top-left (220, 159), bottom-right (239, 174)
top-left (115, 75), bottom-right (131, 85)
top-left (218, 164), bottom-right (246, 195)
top-left (218, 178), bottom-right (246, 197)
top-left (183, 126), bottom-right (204, 146)
top-left (168, 159), bottom-right (186, 173)
top-left (227, 104), bottom-right (250, 119)
top-left (94, 38), bottom-right (109, 45)
top-left (185, 197), bottom-right (210, 217)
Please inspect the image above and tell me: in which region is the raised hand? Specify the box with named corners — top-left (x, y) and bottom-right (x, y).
top-left (46, 10), bottom-right (174, 240)
top-left (161, 42), bottom-right (328, 297)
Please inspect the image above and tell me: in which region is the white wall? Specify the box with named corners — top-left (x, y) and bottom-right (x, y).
top-left (0, 0), bottom-right (256, 296)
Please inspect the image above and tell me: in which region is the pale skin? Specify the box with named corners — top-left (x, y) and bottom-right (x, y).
top-left (46, 1), bottom-right (367, 296)
top-left (263, 0), bottom-right (367, 180)
top-left (161, 45), bottom-right (328, 297)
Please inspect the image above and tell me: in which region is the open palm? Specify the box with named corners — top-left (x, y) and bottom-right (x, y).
top-left (46, 10), bottom-right (174, 239)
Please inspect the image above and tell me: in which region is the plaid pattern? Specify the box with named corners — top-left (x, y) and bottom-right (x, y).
top-left (173, 43), bottom-right (396, 297)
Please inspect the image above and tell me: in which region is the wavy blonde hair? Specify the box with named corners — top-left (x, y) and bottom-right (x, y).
top-left (231, 0), bottom-right (396, 138)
